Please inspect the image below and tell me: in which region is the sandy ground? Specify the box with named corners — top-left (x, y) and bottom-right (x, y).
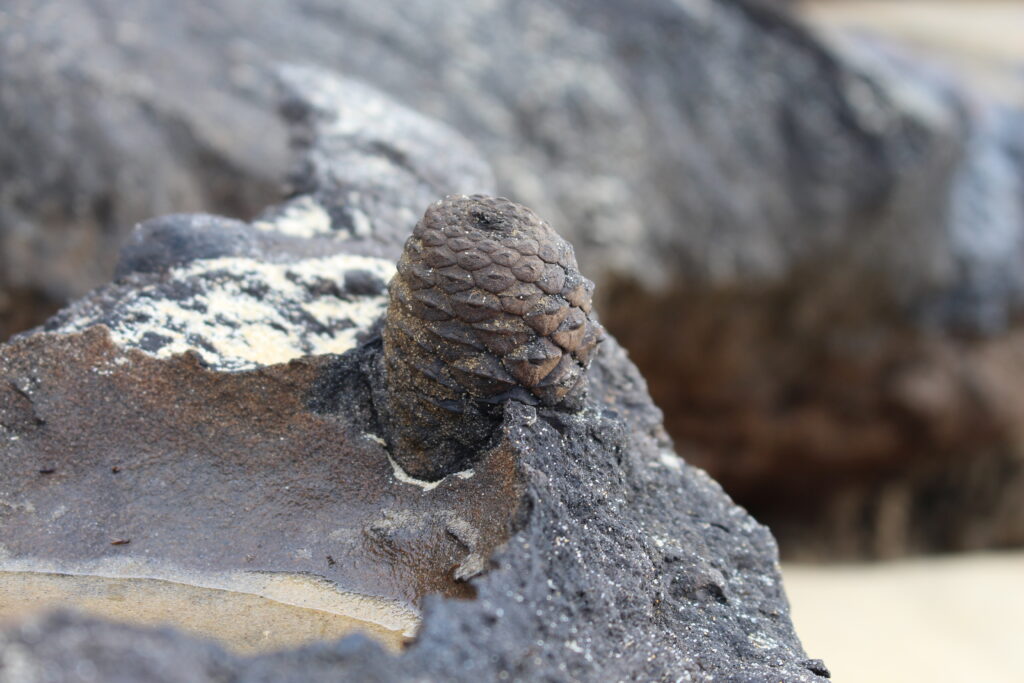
top-left (783, 552), bottom-right (1024, 683)
top-left (0, 571), bottom-right (408, 654)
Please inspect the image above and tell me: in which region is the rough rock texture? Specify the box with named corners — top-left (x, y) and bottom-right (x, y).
top-left (383, 195), bottom-right (603, 479)
top-left (0, 67), bottom-right (826, 681)
top-left (4, 0), bottom-right (1021, 556)
top-left (2, 0), bottom-right (1020, 321)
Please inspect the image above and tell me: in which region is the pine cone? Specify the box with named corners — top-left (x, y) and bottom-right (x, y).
top-left (382, 195), bottom-right (604, 479)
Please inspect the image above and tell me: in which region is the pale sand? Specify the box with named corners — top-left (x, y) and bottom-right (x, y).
top-left (0, 571), bottom-right (410, 654)
top-left (799, 1), bottom-right (1024, 106)
top-left (783, 553), bottom-right (1024, 683)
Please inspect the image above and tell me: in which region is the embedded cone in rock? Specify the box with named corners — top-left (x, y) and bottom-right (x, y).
top-left (383, 195), bottom-right (604, 480)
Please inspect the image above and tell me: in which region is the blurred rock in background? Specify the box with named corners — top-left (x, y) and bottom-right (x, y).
top-left (1, 0), bottom-right (1023, 558)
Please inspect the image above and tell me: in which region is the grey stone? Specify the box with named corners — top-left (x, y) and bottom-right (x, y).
top-left (5, 0), bottom-right (1020, 558)
top-left (0, 65), bottom-right (825, 681)
top-left (114, 214), bottom-right (259, 279)
top-left (2, 0), bottom-right (1022, 333)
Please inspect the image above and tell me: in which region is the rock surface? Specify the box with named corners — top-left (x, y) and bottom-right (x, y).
top-left (0, 66), bottom-right (826, 681)
top-left (604, 2), bottom-right (1024, 558)
top-left (1, 0), bottom-right (1020, 321)
top-left (4, 0), bottom-right (1021, 558)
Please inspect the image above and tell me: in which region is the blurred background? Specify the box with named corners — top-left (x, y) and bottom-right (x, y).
top-left (1, 0), bottom-right (1022, 680)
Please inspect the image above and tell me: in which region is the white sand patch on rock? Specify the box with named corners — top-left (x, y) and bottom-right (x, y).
top-left (57, 254), bottom-right (396, 371)
top-left (253, 196), bottom-right (335, 239)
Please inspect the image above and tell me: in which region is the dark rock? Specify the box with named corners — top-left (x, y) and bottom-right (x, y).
top-left (0, 66), bottom-right (823, 680)
top-left (2, 0), bottom-right (1020, 323)
top-left (0, 612), bottom-right (236, 682)
top-left (0, 328), bottom-right (519, 612)
top-left (5, 0), bottom-right (1020, 556)
top-left (801, 658), bottom-right (832, 678)
top-left (0, 0), bottom-right (284, 340)
top-left (114, 214), bottom-right (259, 279)
top-left (343, 270), bottom-right (388, 297)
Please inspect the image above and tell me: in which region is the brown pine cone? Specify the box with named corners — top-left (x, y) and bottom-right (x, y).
top-left (382, 195), bottom-right (604, 480)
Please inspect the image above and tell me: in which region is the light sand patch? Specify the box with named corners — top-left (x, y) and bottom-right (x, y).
top-left (784, 552), bottom-right (1024, 683)
top-left (800, 1), bottom-right (1024, 106)
top-left (253, 196), bottom-right (335, 239)
top-left (0, 570), bottom-right (411, 654)
top-left (56, 254), bottom-right (396, 371)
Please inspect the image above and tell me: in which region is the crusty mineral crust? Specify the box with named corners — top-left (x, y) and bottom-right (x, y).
top-left (383, 195), bottom-right (604, 479)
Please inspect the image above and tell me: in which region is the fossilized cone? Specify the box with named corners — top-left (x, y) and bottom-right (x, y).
top-left (382, 195), bottom-right (604, 479)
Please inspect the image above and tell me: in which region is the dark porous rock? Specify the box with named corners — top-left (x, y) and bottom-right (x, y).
top-left (0, 67), bottom-right (823, 681)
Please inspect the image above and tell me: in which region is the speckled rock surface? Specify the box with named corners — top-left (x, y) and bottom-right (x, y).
top-left (0, 66), bottom-right (826, 681)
